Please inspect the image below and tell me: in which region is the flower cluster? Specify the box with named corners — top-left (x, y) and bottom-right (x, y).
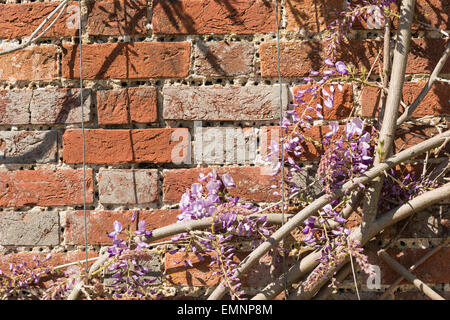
top-left (326, 0), bottom-right (397, 58)
top-left (318, 118), bottom-right (375, 193)
top-left (0, 254), bottom-right (52, 299)
top-left (103, 219), bottom-right (157, 300)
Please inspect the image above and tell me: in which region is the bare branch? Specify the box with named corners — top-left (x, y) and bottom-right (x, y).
top-left (378, 250), bottom-right (445, 300)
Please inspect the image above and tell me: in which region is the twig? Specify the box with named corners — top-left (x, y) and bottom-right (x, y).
top-left (0, 0), bottom-right (69, 56)
top-left (377, 249), bottom-right (445, 300)
top-left (396, 40), bottom-right (450, 126)
top-left (380, 238), bottom-right (450, 300)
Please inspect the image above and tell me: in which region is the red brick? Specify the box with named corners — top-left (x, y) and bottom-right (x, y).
top-left (0, 2), bottom-right (78, 39)
top-left (0, 169), bottom-right (93, 207)
top-left (292, 84), bottom-right (354, 120)
top-left (0, 46), bottom-right (58, 81)
top-left (87, 0), bottom-right (149, 36)
top-left (63, 129), bottom-right (133, 164)
top-left (365, 247), bottom-right (450, 285)
top-left (193, 41), bottom-right (255, 77)
top-left (65, 209), bottom-right (180, 245)
top-left (62, 128), bottom-right (190, 164)
top-left (395, 126), bottom-right (448, 154)
top-left (152, 0), bottom-right (277, 35)
top-left (97, 87), bottom-right (158, 125)
top-left (162, 167), bottom-right (280, 203)
top-left (0, 251), bottom-right (98, 277)
top-left (260, 39), bottom-right (450, 77)
top-left (362, 82), bottom-right (450, 118)
top-left (163, 85), bottom-right (287, 121)
top-left (165, 252), bottom-right (295, 287)
top-left (130, 128), bottom-right (190, 164)
top-left (285, 0), bottom-right (342, 32)
top-left (98, 169), bottom-right (158, 205)
top-left (62, 42), bottom-right (190, 79)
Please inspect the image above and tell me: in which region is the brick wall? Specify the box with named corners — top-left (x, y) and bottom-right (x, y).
top-left (0, 0), bottom-right (448, 300)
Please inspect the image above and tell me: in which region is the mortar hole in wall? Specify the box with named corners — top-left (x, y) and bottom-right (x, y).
top-left (399, 241), bottom-right (406, 247)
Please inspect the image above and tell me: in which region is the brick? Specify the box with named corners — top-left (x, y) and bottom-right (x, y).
top-left (62, 42), bottom-right (190, 80)
top-left (162, 167), bottom-right (280, 203)
top-left (0, 251), bottom-right (98, 276)
top-left (194, 41), bottom-right (255, 77)
top-left (0, 46), bottom-right (58, 81)
top-left (395, 126), bottom-right (448, 154)
top-left (365, 248), bottom-right (450, 285)
top-left (0, 2), bottom-right (78, 39)
top-left (0, 211), bottom-right (59, 246)
top-left (412, 0), bottom-right (450, 30)
top-left (285, 0), bottom-right (342, 32)
top-left (30, 88), bottom-right (92, 124)
top-left (362, 82), bottom-right (450, 118)
top-left (63, 129), bottom-right (190, 164)
top-left (0, 131), bottom-right (57, 164)
top-left (152, 0), bottom-right (277, 35)
top-left (260, 39), bottom-right (450, 77)
top-left (65, 209), bottom-right (180, 245)
top-left (0, 90), bottom-right (31, 125)
top-left (292, 84), bottom-right (354, 120)
top-left (0, 88), bottom-right (91, 125)
top-left (193, 127), bottom-right (258, 164)
top-left (98, 169), bottom-right (158, 205)
top-left (406, 39), bottom-right (450, 74)
top-left (97, 87), bottom-right (158, 125)
top-left (87, 0), bottom-right (149, 36)
top-left (0, 169), bottom-right (93, 207)
top-left (163, 85), bottom-right (288, 121)
top-left (130, 128), bottom-right (190, 164)
top-left (165, 252), bottom-right (295, 287)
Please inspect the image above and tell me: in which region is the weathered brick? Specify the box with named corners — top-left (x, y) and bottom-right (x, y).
top-left (0, 251), bottom-right (98, 276)
top-left (365, 247), bottom-right (450, 285)
top-left (98, 169), bottom-right (159, 205)
top-left (163, 167), bottom-right (280, 203)
top-left (30, 88), bottom-right (92, 124)
top-left (0, 131), bottom-right (57, 164)
top-left (0, 169), bottom-right (93, 207)
top-left (63, 129), bottom-right (190, 164)
top-left (97, 87), bottom-right (158, 125)
top-left (87, 0), bottom-right (149, 36)
top-left (0, 90), bottom-right (31, 125)
top-left (0, 2), bottom-right (78, 39)
top-left (260, 39), bottom-right (450, 77)
top-left (163, 85), bottom-right (288, 121)
top-left (62, 42), bottom-right (190, 79)
top-left (0, 46), bottom-right (58, 81)
top-left (285, 0), bottom-right (342, 32)
top-left (152, 0), bottom-right (277, 34)
top-left (165, 252), bottom-right (295, 287)
top-left (0, 88), bottom-right (91, 125)
top-left (292, 84), bottom-right (354, 120)
top-left (130, 128), bottom-right (190, 164)
top-left (395, 126), bottom-right (448, 154)
top-left (362, 82), bottom-right (450, 118)
top-left (194, 127), bottom-right (258, 164)
top-left (65, 209), bottom-right (180, 245)
top-left (194, 41), bottom-right (255, 77)
top-left (0, 211), bottom-right (59, 246)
